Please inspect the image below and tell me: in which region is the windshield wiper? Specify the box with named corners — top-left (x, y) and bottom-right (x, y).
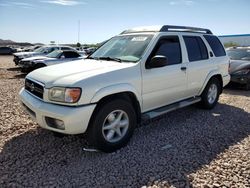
top-left (98, 56), bottom-right (122, 62)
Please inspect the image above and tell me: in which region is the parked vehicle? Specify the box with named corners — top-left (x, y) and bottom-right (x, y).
top-left (85, 47), bottom-right (97, 55)
top-left (19, 50), bottom-right (86, 72)
top-left (13, 45), bottom-right (75, 65)
top-left (0, 47), bottom-right (16, 55)
top-left (19, 25), bottom-right (230, 152)
top-left (227, 47), bottom-right (250, 90)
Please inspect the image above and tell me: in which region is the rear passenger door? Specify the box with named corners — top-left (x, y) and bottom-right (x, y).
top-left (183, 35), bottom-right (212, 96)
top-left (142, 35), bottom-right (188, 112)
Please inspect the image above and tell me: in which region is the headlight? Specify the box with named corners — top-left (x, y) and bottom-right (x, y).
top-left (48, 87), bottom-right (81, 103)
top-left (233, 69), bottom-right (250, 75)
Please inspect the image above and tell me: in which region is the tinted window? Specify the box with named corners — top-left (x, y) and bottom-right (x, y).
top-left (184, 36), bottom-right (208, 62)
top-left (63, 51), bottom-right (80, 58)
top-left (204, 35), bottom-right (226, 57)
top-left (150, 36), bottom-right (182, 65)
top-left (61, 47), bottom-right (73, 50)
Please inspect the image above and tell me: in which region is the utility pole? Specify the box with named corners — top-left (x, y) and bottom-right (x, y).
top-left (78, 20), bottom-right (80, 43)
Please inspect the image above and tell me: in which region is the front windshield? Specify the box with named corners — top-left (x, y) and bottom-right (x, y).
top-left (227, 49), bottom-right (250, 60)
top-left (90, 34), bottom-right (153, 62)
top-left (46, 50), bottom-right (62, 58)
top-left (34, 47), bottom-right (47, 53)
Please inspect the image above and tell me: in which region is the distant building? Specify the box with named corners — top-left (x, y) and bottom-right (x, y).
top-left (219, 34), bottom-right (250, 46)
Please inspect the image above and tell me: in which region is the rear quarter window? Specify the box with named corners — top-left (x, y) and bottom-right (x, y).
top-left (204, 35), bottom-right (226, 57)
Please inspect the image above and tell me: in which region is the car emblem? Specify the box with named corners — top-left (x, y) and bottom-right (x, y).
top-left (30, 83), bottom-right (35, 92)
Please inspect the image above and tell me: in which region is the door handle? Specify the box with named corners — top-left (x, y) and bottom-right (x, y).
top-left (181, 67), bottom-right (187, 71)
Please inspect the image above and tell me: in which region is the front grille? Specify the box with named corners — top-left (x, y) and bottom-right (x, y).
top-left (25, 79), bottom-right (44, 99)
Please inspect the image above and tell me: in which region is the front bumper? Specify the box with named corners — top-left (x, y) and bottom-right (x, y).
top-left (230, 74), bottom-right (250, 85)
top-left (19, 88), bottom-right (96, 134)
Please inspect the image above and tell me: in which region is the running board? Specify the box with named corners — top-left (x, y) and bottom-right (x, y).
top-left (142, 97), bottom-right (201, 120)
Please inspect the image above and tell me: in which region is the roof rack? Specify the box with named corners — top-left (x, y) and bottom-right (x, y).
top-left (160, 25), bottom-right (213, 34)
top-left (120, 25), bottom-right (213, 35)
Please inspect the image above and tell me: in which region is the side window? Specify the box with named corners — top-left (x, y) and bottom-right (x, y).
top-left (61, 47), bottom-right (72, 50)
top-left (203, 35), bottom-right (226, 57)
top-left (69, 52), bottom-right (80, 58)
top-left (149, 36), bottom-right (182, 65)
top-left (47, 47), bottom-right (55, 53)
top-left (64, 51), bottom-right (80, 58)
top-left (183, 36), bottom-right (208, 62)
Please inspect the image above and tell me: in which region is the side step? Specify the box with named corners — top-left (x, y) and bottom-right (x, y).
top-left (142, 97), bottom-right (201, 120)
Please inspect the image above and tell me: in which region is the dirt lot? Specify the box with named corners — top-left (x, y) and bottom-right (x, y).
top-left (0, 55), bottom-right (249, 187)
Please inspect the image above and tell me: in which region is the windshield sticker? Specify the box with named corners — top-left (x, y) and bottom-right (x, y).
top-left (131, 37), bottom-right (148, 41)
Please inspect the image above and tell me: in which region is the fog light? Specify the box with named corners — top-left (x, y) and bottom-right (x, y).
top-left (45, 117), bottom-right (65, 130)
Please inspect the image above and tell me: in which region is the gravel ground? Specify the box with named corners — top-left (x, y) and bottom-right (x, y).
top-left (0, 55), bottom-right (249, 188)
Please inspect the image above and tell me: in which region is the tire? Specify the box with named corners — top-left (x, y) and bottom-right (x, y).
top-left (87, 99), bottom-right (136, 152)
top-left (199, 77), bottom-right (221, 109)
top-left (245, 80), bottom-right (250, 91)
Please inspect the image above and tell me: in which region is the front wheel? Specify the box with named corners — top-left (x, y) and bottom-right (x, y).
top-left (87, 99), bottom-right (136, 152)
top-left (199, 77), bottom-right (221, 109)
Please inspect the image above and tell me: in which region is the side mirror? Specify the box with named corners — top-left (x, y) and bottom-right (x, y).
top-left (147, 55), bottom-right (168, 69)
top-left (60, 55), bottom-right (65, 59)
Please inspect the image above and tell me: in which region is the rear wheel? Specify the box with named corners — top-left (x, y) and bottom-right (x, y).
top-left (199, 77), bottom-right (221, 109)
top-left (87, 99), bottom-right (136, 152)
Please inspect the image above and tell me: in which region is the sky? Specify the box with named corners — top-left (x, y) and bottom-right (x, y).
top-left (0, 0), bottom-right (250, 44)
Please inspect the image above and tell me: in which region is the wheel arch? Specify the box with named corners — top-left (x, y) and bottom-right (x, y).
top-left (198, 71), bottom-right (223, 95)
top-left (90, 84), bottom-right (142, 124)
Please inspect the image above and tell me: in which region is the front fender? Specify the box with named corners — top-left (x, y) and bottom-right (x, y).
top-left (90, 83), bottom-right (141, 106)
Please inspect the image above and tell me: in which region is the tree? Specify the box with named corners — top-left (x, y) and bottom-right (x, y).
top-left (224, 42), bottom-right (238, 48)
top-left (76, 42), bottom-right (81, 47)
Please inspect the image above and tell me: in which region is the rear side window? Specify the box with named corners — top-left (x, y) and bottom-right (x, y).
top-left (63, 51), bottom-right (80, 58)
top-left (183, 36), bottom-right (208, 62)
top-left (149, 36), bottom-right (182, 65)
top-left (61, 47), bottom-right (73, 50)
top-left (204, 35), bottom-right (226, 57)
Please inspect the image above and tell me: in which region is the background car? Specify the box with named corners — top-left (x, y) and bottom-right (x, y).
top-left (19, 50), bottom-right (85, 72)
top-left (85, 47), bottom-right (97, 55)
top-left (13, 45), bottom-right (75, 65)
top-left (0, 46), bottom-right (16, 55)
top-left (227, 47), bottom-right (250, 90)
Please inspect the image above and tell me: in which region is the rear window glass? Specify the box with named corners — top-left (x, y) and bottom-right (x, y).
top-left (183, 36), bottom-right (208, 62)
top-left (204, 35), bottom-right (226, 57)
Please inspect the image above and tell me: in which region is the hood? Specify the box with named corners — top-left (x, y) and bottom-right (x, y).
top-left (229, 60), bottom-right (250, 74)
top-left (26, 59), bottom-right (135, 88)
top-left (21, 56), bottom-right (55, 62)
top-left (13, 51), bottom-right (42, 58)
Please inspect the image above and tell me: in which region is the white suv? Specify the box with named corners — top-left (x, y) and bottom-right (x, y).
top-left (19, 25), bottom-right (230, 152)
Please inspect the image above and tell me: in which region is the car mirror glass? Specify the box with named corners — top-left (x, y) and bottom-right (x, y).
top-left (147, 55), bottom-right (168, 69)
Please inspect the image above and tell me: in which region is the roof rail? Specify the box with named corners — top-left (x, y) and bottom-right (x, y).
top-left (160, 25), bottom-right (213, 34)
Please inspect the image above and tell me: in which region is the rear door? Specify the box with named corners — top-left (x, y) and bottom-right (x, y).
top-left (142, 35), bottom-right (188, 112)
top-left (182, 35), bottom-right (213, 96)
